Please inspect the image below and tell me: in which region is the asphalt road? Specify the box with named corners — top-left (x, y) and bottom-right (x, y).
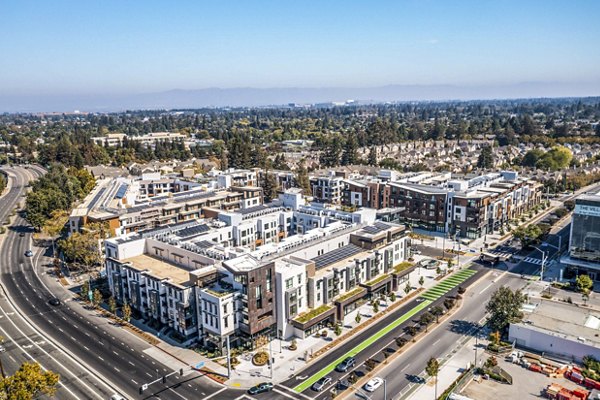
top-left (0, 166), bottom-right (232, 400)
top-left (280, 267), bottom-right (485, 399)
top-left (361, 271), bottom-right (525, 400)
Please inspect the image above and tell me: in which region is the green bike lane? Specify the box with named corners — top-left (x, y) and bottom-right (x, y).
top-left (292, 268), bottom-right (478, 393)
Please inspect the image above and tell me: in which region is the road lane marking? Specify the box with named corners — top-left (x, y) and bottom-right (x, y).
top-left (479, 282), bottom-right (494, 294)
top-left (203, 388), bottom-right (227, 400)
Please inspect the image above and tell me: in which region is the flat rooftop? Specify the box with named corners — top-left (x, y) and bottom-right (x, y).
top-left (518, 300), bottom-right (600, 347)
top-left (123, 254), bottom-right (192, 287)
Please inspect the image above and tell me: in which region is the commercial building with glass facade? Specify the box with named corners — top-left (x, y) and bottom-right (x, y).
top-left (562, 192), bottom-right (600, 280)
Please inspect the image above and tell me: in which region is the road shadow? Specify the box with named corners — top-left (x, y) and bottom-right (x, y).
top-left (448, 319), bottom-right (481, 336)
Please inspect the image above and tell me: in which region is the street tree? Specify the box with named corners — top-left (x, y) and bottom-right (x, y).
top-left (485, 286), bottom-right (526, 333)
top-left (42, 210), bottom-right (69, 258)
top-left (426, 357), bottom-right (440, 400)
top-left (122, 301), bottom-right (132, 323)
top-left (92, 289), bottom-right (102, 307)
top-left (355, 313), bottom-right (361, 324)
top-left (420, 312), bottom-right (435, 332)
top-left (404, 283), bottom-right (411, 295)
top-left (576, 275), bottom-right (593, 295)
top-left (512, 224), bottom-right (543, 248)
top-left (108, 296), bottom-right (117, 315)
top-left (0, 362), bottom-right (60, 400)
top-left (58, 231), bottom-right (102, 271)
top-left (419, 276), bottom-right (425, 287)
top-left (80, 281), bottom-right (90, 302)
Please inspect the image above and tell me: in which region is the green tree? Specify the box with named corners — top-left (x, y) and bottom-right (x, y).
top-left (122, 301), bottom-right (132, 323)
top-left (341, 134), bottom-right (359, 166)
top-left (404, 283), bottom-right (411, 295)
top-left (108, 296), bottom-right (117, 315)
top-left (485, 286), bottom-right (526, 332)
top-left (262, 170), bottom-right (279, 203)
top-left (294, 159), bottom-right (312, 195)
top-left (425, 357), bottom-right (440, 400)
top-left (419, 276), bottom-right (425, 287)
top-left (92, 289), bottom-right (103, 307)
top-left (372, 301), bottom-right (379, 314)
top-left (0, 174), bottom-right (6, 195)
top-left (576, 275), bottom-right (593, 295)
top-left (419, 312), bottom-right (435, 332)
top-left (512, 224), bottom-right (543, 248)
top-left (477, 146), bottom-right (494, 169)
top-left (334, 324), bottom-right (342, 336)
top-left (0, 362), bottom-right (60, 399)
top-left (355, 313), bottom-right (362, 324)
top-left (42, 210), bottom-right (69, 258)
top-left (80, 281), bottom-right (90, 302)
top-left (389, 292), bottom-right (396, 302)
top-left (367, 147), bottom-right (378, 166)
top-left (58, 231), bottom-right (102, 271)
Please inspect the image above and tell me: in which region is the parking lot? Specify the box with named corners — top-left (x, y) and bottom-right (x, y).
top-left (461, 357), bottom-right (582, 400)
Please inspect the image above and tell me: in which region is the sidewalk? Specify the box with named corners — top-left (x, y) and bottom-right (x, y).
top-left (406, 330), bottom-right (486, 400)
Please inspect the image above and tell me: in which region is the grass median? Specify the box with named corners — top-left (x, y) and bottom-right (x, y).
top-left (293, 268), bottom-right (477, 393)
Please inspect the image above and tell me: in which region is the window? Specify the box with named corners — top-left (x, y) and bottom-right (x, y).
top-left (297, 274), bottom-right (302, 285)
top-left (223, 316), bottom-right (228, 328)
top-left (255, 285), bottom-right (263, 309)
top-left (285, 278), bottom-right (294, 289)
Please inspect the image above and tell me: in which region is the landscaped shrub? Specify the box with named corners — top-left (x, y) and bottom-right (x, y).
top-left (252, 351), bottom-right (269, 366)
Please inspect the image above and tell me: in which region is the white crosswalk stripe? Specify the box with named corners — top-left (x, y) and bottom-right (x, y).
top-left (523, 257), bottom-right (542, 265)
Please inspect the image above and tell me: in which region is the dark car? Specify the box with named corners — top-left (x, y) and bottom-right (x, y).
top-left (24, 250), bottom-right (33, 257)
top-left (19, 232), bottom-right (25, 237)
top-left (311, 376), bottom-right (332, 392)
top-left (48, 298), bottom-right (61, 306)
top-left (248, 382), bottom-right (273, 395)
top-left (335, 356), bottom-right (356, 372)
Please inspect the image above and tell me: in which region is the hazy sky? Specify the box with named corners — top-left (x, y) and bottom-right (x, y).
top-left (1, 0), bottom-right (599, 96)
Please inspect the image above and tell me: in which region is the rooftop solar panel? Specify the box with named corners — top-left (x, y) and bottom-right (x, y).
top-left (175, 224), bottom-right (210, 239)
top-left (312, 244), bottom-right (363, 270)
top-left (114, 184), bottom-right (129, 199)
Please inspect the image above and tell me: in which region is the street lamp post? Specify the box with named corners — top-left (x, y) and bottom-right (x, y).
top-left (532, 246), bottom-right (548, 282)
top-left (384, 378), bottom-right (387, 400)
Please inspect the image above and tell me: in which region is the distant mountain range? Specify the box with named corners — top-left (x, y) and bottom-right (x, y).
top-left (1, 81), bottom-right (599, 113)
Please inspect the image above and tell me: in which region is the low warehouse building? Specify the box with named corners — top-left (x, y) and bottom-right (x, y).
top-left (509, 301), bottom-right (600, 362)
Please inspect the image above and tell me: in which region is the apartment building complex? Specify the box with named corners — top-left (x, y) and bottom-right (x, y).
top-left (69, 173), bottom-right (262, 237)
top-left (339, 170), bottom-right (543, 239)
top-left (105, 213), bottom-right (411, 349)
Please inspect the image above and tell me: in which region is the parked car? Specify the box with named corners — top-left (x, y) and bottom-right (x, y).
top-left (248, 382), bottom-right (274, 395)
top-left (364, 377), bottom-right (384, 392)
top-left (0, 345), bottom-right (5, 353)
top-left (110, 395), bottom-right (125, 400)
top-left (312, 376), bottom-right (332, 392)
top-left (19, 232), bottom-right (25, 237)
top-left (336, 356), bottom-right (356, 372)
top-left (24, 250), bottom-right (33, 257)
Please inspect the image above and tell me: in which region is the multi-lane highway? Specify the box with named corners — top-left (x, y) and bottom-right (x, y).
top-left (0, 166), bottom-right (235, 400)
